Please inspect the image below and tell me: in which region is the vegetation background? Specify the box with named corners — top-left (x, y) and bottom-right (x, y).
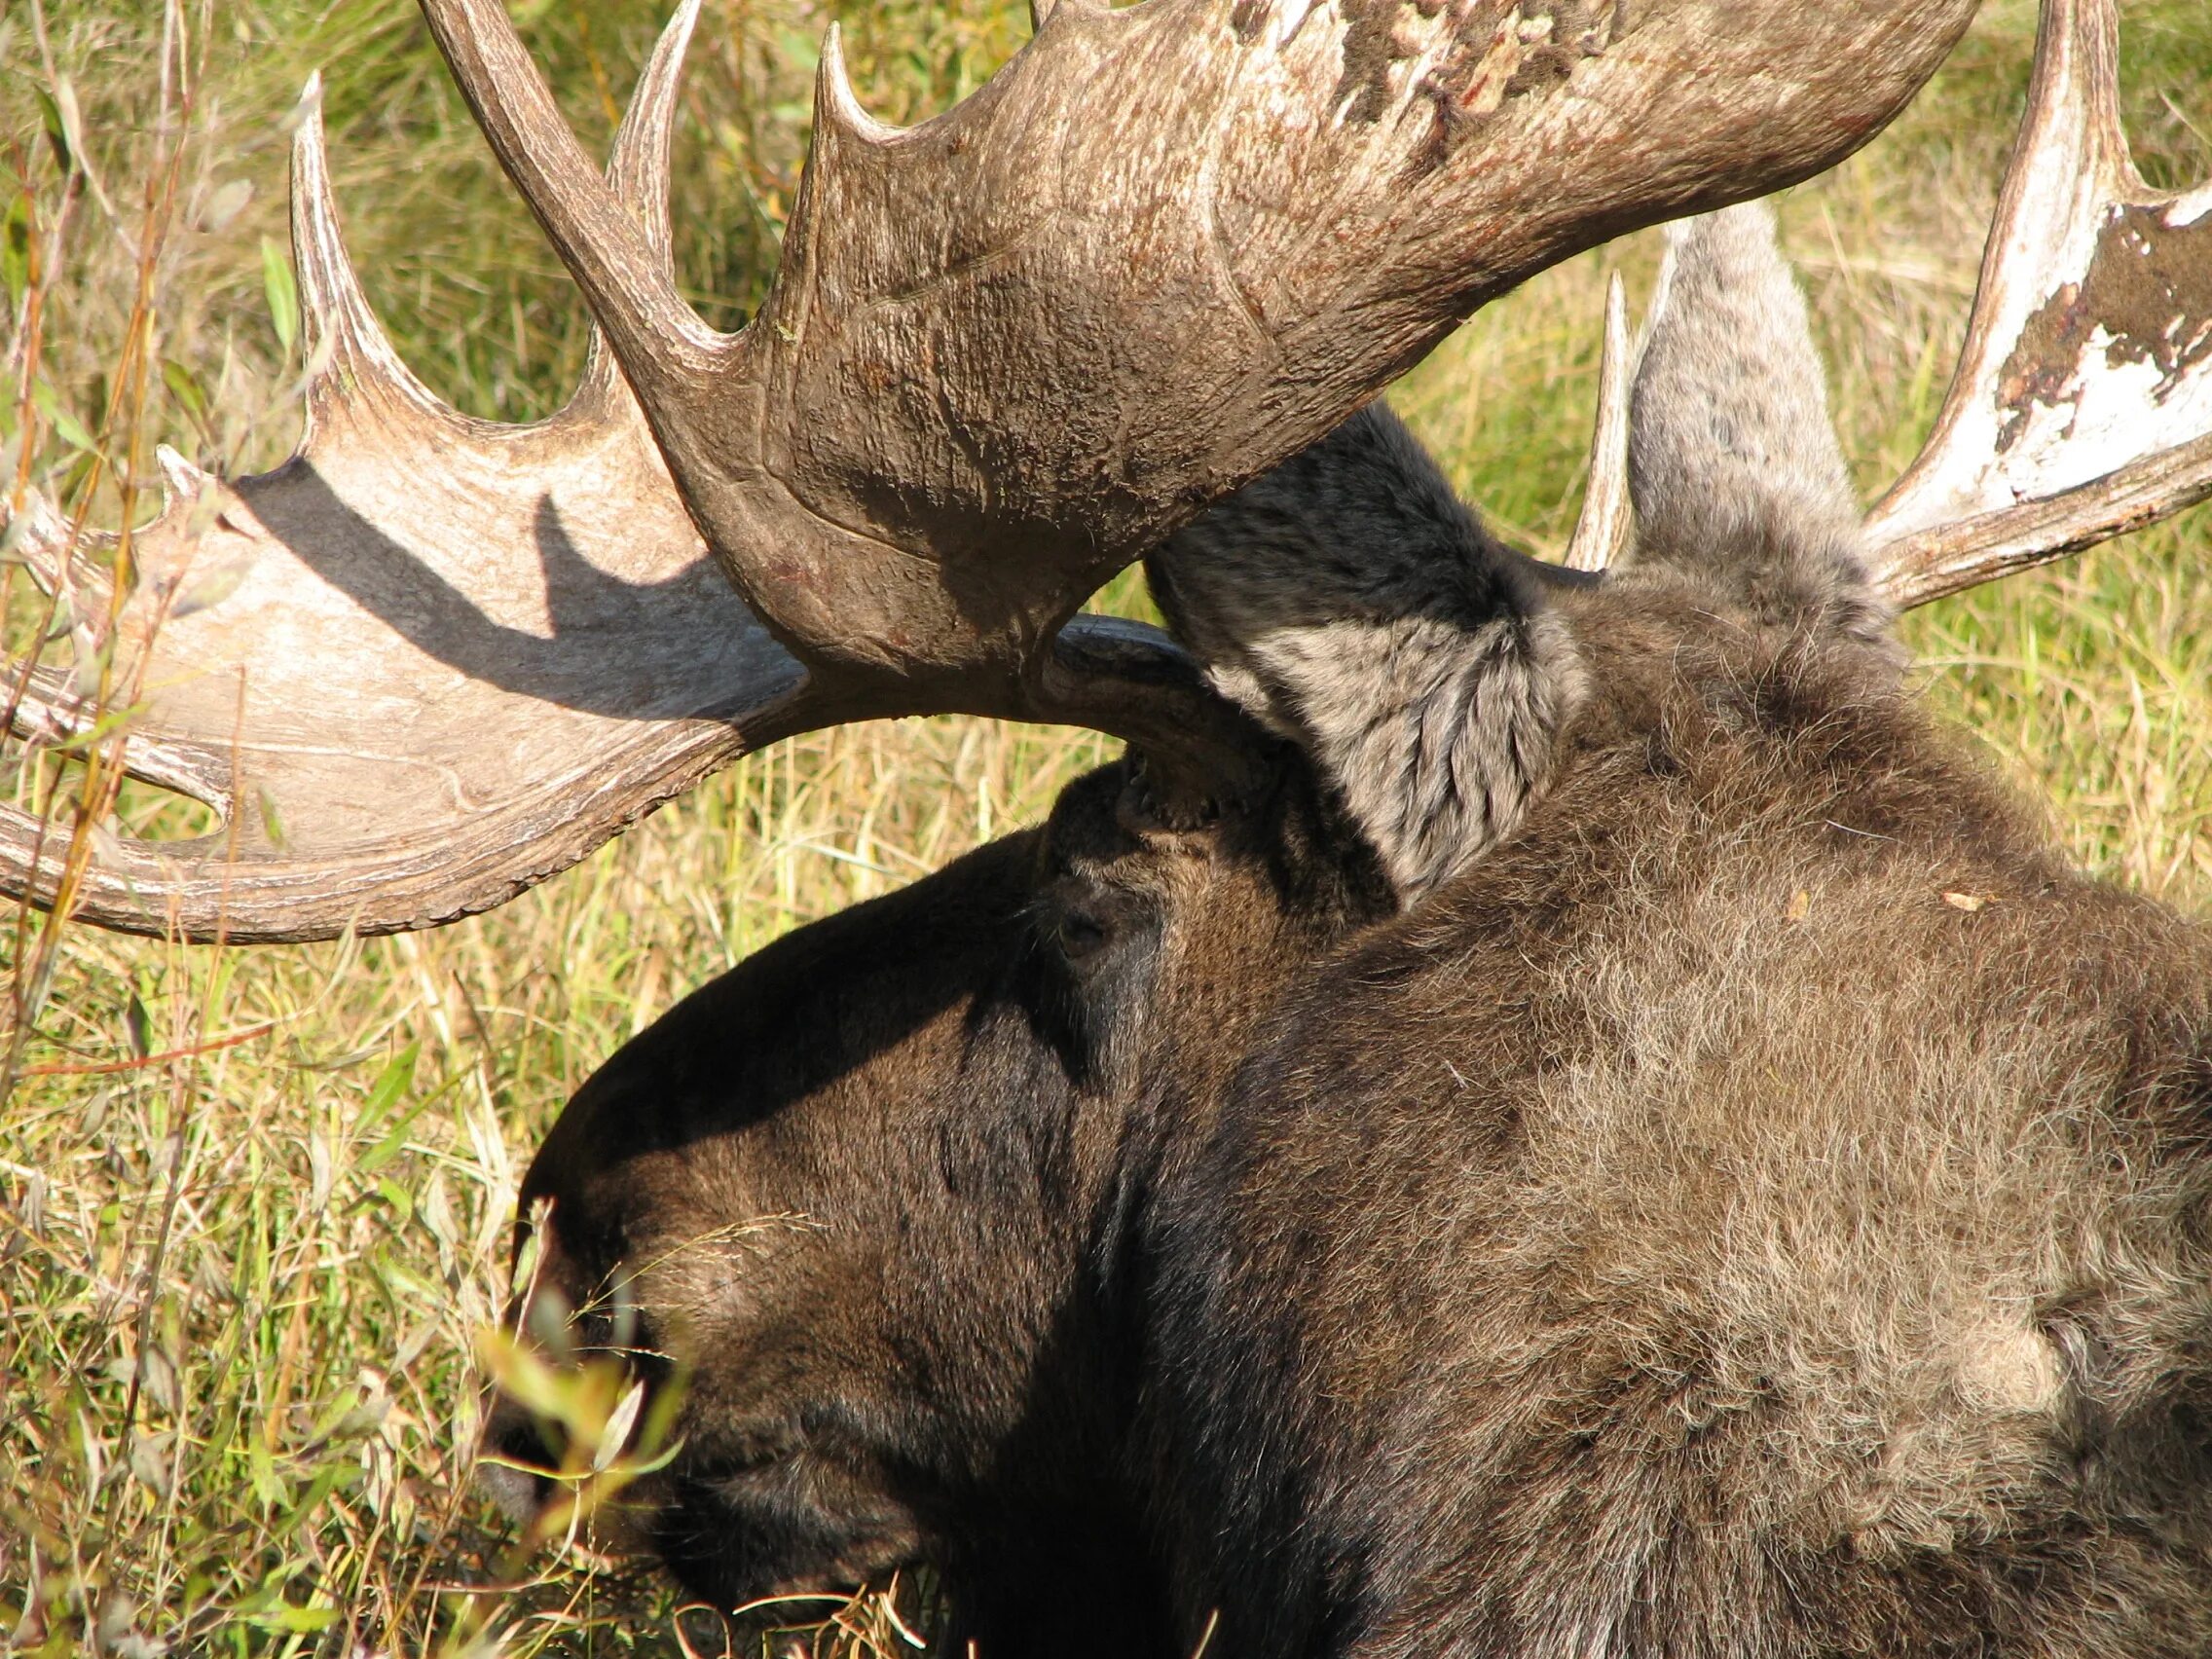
top-left (1, 0), bottom-right (2206, 1652)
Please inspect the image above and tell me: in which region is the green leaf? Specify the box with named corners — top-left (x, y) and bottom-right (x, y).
top-left (273, 1460), bottom-right (354, 1532)
top-left (0, 193), bottom-right (30, 312)
top-left (51, 78), bottom-right (85, 176)
top-left (354, 1116), bottom-right (419, 1179)
top-left (355, 1066), bottom-right (461, 1179)
top-left (162, 358), bottom-right (209, 430)
top-left (356, 1043), bottom-right (420, 1137)
top-left (247, 1438), bottom-right (286, 1511)
top-left (29, 380), bottom-right (97, 456)
top-left (260, 236), bottom-right (297, 358)
top-left (248, 1604), bottom-right (340, 1635)
top-left (32, 86), bottom-right (70, 174)
top-left (374, 1175), bottom-right (414, 1223)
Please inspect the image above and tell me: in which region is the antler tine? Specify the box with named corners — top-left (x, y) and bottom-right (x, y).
top-left (290, 74), bottom-right (464, 446)
top-left (608, 0), bottom-right (693, 263)
top-left (8, 0), bottom-right (1990, 942)
top-left (814, 26), bottom-right (905, 149)
top-left (414, 0), bottom-right (727, 399)
top-left (1565, 274), bottom-right (1635, 574)
top-left (1866, 0), bottom-right (2212, 607)
top-left (571, 0), bottom-right (698, 417)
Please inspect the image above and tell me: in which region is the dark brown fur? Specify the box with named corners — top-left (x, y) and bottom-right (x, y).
top-left (1135, 588), bottom-right (2212, 1655)
top-left (498, 583), bottom-right (2212, 1655)
top-left (491, 210), bottom-right (2212, 1656)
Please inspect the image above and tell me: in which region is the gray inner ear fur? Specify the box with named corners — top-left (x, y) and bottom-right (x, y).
top-left (1146, 404), bottom-right (1583, 903)
top-left (1626, 203), bottom-right (1896, 651)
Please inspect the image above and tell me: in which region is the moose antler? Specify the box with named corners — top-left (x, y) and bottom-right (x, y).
top-left (2, 18), bottom-right (788, 944)
top-left (1, 0), bottom-right (1980, 941)
top-left (1564, 273), bottom-right (1635, 574)
top-left (1864, 0), bottom-right (2212, 606)
top-left (1566, 0), bottom-right (2209, 608)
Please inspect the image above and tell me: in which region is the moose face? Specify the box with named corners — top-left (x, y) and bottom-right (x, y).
top-left (485, 744), bottom-right (1389, 1620)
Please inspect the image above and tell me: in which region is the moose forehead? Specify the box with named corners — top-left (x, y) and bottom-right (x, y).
top-left (521, 829), bottom-right (1042, 1255)
top-left (515, 757), bottom-right (1366, 1274)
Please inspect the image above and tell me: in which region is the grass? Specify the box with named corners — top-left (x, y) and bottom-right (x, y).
top-left (2, 0), bottom-right (2208, 1652)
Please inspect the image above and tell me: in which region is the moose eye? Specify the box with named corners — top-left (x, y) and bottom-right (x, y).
top-left (1055, 911), bottom-right (1110, 963)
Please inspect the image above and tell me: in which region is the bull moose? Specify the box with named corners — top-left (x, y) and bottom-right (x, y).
top-left (7, 0), bottom-right (2212, 1653)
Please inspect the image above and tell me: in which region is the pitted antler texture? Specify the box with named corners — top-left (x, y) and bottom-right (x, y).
top-left (1, 0), bottom-right (1981, 940)
top-left (1566, 0), bottom-right (2209, 607)
top-left (1864, 0), bottom-right (2212, 606)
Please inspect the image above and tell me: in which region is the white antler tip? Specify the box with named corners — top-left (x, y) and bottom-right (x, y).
top-left (289, 71), bottom-right (327, 149)
top-left (611, 0), bottom-right (699, 211)
top-left (1565, 270), bottom-right (1635, 574)
top-left (153, 445), bottom-right (207, 499)
top-left (816, 24), bottom-right (901, 144)
top-left (277, 68), bottom-right (456, 443)
top-left (653, 0), bottom-right (704, 76)
top-left (291, 77), bottom-right (330, 168)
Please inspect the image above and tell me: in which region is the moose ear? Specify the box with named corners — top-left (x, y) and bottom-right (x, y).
top-left (1145, 405), bottom-right (1582, 903)
top-left (1623, 203), bottom-right (1895, 648)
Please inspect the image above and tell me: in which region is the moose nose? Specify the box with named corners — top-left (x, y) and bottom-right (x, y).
top-left (477, 1397), bottom-right (565, 1526)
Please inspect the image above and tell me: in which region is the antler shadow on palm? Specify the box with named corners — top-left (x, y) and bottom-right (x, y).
top-left (247, 461), bottom-right (789, 723)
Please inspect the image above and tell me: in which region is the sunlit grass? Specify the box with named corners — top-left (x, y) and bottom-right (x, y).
top-left (2, 0), bottom-right (2207, 1652)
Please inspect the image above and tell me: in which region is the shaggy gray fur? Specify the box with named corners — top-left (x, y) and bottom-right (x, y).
top-left (1627, 203), bottom-right (1896, 649)
top-left (1146, 406), bottom-right (1583, 903)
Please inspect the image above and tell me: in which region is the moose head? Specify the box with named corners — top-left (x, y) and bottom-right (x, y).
top-left (8, 0), bottom-right (2212, 1654)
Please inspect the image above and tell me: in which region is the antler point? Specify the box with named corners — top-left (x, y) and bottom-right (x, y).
top-left (283, 83), bottom-right (464, 445)
top-left (1565, 270), bottom-right (1635, 574)
top-left (153, 444), bottom-right (204, 494)
top-left (816, 24), bottom-right (898, 144)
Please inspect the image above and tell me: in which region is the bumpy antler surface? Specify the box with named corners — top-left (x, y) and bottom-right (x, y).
top-left (2, 0), bottom-right (1979, 940)
top-left (1864, 0), bottom-right (2212, 605)
top-left (1567, 0), bottom-right (2209, 609)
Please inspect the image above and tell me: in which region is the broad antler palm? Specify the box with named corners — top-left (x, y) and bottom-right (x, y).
top-left (3, 0), bottom-right (2008, 940)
